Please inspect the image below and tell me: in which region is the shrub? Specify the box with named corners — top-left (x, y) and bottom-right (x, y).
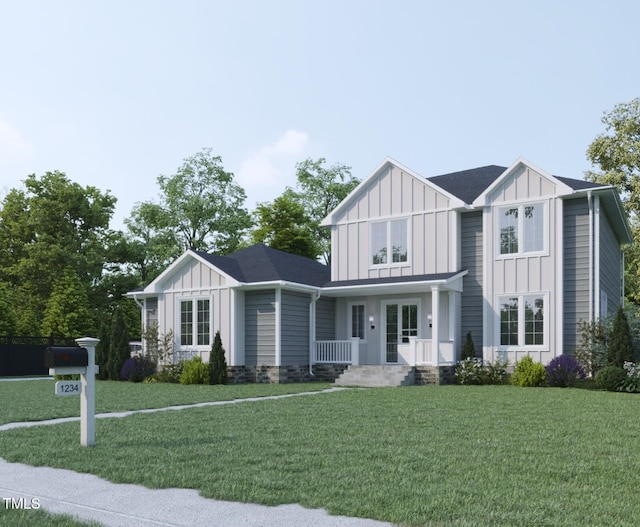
top-left (607, 307), bottom-right (634, 368)
top-left (461, 332), bottom-right (476, 361)
top-left (511, 356), bottom-right (547, 387)
top-left (545, 355), bottom-right (586, 388)
top-left (595, 365), bottom-right (627, 392)
top-left (483, 358), bottom-right (510, 385)
top-left (149, 362), bottom-right (183, 383)
top-left (455, 358), bottom-right (484, 385)
top-left (179, 356), bottom-right (209, 385)
top-left (209, 331), bottom-right (228, 385)
top-left (120, 356), bottom-right (156, 382)
top-left (575, 318), bottom-right (609, 377)
top-left (619, 362), bottom-right (640, 393)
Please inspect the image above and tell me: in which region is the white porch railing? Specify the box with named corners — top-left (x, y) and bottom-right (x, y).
top-left (314, 338), bottom-right (360, 365)
top-left (411, 337), bottom-right (455, 366)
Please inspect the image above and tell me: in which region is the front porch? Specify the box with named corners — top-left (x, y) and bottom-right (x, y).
top-left (313, 337), bottom-right (456, 367)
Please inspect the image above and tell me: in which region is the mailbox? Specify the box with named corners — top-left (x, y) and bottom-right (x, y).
top-left (45, 346), bottom-right (88, 369)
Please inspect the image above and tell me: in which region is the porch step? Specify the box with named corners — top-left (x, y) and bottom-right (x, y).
top-left (335, 365), bottom-right (415, 387)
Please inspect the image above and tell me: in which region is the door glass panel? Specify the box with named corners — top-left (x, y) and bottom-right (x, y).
top-left (401, 304), bottom-right (418, 343)
top-left (386, 304), bottom-right (398, 362)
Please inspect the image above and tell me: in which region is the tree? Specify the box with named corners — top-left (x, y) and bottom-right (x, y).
top-left (209, 330), bottom-right (228, 385)
top-left (607, 306), bottom-right (634, 368)
top-left (251, 191), bottom-right (320, 259)
top-left (41, 268), bottom-right (93, 337)
top-left (0, 281), bottom-right (17, 334)
top-left (291, 158), bottom-right (360, 264)
top-left (107, 307), bottom-right (130, 380)
top-left (138, 148), bottom-right (252, 255)
top-left (461, 332), bottom-right (476, 361)
top-left (586, 98), bottom-right (640, 303)
top-left (0, 171), bottom-right (116, 334)
top-left (96, 318), bottom-right (111, 380)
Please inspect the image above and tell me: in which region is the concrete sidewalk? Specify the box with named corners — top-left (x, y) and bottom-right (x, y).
top-left (0, 459), bottom-right (392, 527)
top-left (0, 386), bottom-right (393, 527)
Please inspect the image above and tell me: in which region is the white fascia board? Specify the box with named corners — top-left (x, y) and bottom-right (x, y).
top-left (320, 157), bottom-right (465, 226)
top-left (471, 157), bottom-right (574, 207)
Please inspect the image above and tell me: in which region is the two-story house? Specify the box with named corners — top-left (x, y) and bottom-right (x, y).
top-left (128, 157), bottom-right (631, 384)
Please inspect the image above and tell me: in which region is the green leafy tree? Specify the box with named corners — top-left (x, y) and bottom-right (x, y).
top-left (290, 158), bottom-right (359, 264)
top-left (252, 191), bottom-right (320, 259)
top-left (137, 148), bottom-right (251, 255)
top-left (0, 282), bottom-right (17, 334)
top-left (209, 331), bottom-right (228, 384)
top-left (607, 306), bottom-right (634, 367)
top-left (107, 307), bottom-right (130, 380)
top-left (95, 318), bottom-right (111, 380)
top-left (586, 98), bottom-right (640, 303)
top-left (41, 268), bottom-right (93, 337)
top-left (0, 171), bottom-right (115, 334)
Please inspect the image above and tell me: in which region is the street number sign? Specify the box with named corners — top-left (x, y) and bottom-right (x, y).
top-left (55, 381), bottom-right (81, 396)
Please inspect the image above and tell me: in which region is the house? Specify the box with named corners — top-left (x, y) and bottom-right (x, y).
top-left (127, 157), bottom-right (632, 384)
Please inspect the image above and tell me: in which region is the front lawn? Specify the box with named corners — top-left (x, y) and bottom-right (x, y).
top-left (0, 380), bottom-right (333, 425)
top-left (1, 385), bottom-right (639, 526)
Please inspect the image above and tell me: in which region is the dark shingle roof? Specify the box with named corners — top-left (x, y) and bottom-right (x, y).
top-left (428, 165), bottom-right (506, 203)
top-left (427, 165), bottom-right (606, 203)
top-left (195, 244), bottom-right (331, 287)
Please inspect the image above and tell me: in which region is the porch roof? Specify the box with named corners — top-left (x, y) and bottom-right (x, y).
top-left (321, 270), bottom-right (467, 297)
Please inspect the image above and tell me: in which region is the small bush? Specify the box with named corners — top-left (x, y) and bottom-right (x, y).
top-left (595, 365), bottom-right (627, 392)
top-left (545, 355), bottom-right (586, 388)
top-left (483, 358), bottom-right (510, 385)
top-left (511, 356), bottom-right (547, 387)
top-left (179, 356), bottom-right (209, 385)
top-left (209, 331), bottom-right (228, 385)
top-left (461, 332), bottom-right (476, 361)
top-left (619, 362), bottom-right (640, 393)
top-left (120, 356), bottom-right (156, 382)
top-left (152, 363), bottom-right (184, 383)
top-left (455, 358), bottom-right (484, 385)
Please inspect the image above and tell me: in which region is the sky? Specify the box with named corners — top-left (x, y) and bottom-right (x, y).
top-left (1, 0), bottom-right (639, 231)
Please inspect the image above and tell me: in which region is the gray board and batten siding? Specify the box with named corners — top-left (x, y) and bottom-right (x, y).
top-left (460, 210), bottom-right (483, 356)
top-left (599, 205), bottom-right (622, 317)
top-left (281, 291), bottom-right (310, 366)
top-left (244, 290), bottom-right (276, 366)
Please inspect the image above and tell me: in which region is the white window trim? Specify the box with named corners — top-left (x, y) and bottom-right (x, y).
top-left (495, 292), bottom-right (549, 351)
top-left (348, 302), bottom-right (367, 343)
top-left (177, 296), bottom-right (213, 351)
top-left (370, 217), bottom-right (411, 268)
top-left (495, 201), bottom-right (548, 259)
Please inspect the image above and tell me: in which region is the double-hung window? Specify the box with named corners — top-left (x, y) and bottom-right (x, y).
top-left (498, 203), bottom-right (544, 256)
top-left (371, 219), bottom-right (408, 266)
top-left (180, 299), bottom-right (211, 347)
top-left (498, 294), bottom-right (546, 348)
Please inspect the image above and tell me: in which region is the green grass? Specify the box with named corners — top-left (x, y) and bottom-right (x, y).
top-left (1, 385), bottom-right (640, 525)
top-left (0, 379), bottom-right (333, 425)
top-left (0, 508), bottom-right (101, 527)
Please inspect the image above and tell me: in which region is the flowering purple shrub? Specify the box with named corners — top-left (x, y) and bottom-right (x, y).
top-left (120, 356), bottom-right (156, 382)
top-left (545, 355), bottom-right (585, 388)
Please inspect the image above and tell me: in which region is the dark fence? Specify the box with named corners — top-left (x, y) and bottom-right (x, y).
top-left (0, 334), bottom-right (78, 377)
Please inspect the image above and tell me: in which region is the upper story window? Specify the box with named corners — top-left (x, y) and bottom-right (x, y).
top-left (371, 219), bottom-right (408, 266)
top-left (180, 298), bottom-right (211, 347)
top-left (498, 203), bottom-right (544, 256)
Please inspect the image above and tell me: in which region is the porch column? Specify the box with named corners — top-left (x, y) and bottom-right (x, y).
top-left (448, 290), bottom-right (457, 363)
top-left (431, 286), bottom-right (440, 366)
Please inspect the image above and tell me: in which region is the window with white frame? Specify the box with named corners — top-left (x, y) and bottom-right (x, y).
top-left (371, 218), bottom-right (408, 265)
top-left (350, 304), bottom-right (365, 340)
top-left (498, 203), bottom-right (544, 255)
top-left (498, 294), bottom-right (546, 348)
top-left (180, 299), bottom-right (211, 347)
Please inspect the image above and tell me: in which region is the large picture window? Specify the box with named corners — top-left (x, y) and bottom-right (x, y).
top-left (180, 298), bottom-right (211, 347)
top-left (498, 294), bottom-right (545, 348)
top-left (371, 219), bottom-right (408, 265)
top-left (498, 203), bottom-right (544, 255)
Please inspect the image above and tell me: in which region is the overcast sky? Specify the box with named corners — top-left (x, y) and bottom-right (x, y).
top-left (1, 0), bottom-right (638, 230)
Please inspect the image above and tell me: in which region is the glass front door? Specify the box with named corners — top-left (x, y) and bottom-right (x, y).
top-left (384, 302), bottom-right (418, 363)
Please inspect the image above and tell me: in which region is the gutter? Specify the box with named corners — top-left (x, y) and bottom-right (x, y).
top-left (588, 190), bottom-right (593, 321)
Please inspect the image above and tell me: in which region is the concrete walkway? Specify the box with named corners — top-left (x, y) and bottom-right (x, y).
top-left (0, 387), bottom-right (393, 527)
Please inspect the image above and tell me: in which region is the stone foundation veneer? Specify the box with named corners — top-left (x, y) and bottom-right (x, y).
top-left (226, 364), bottom-right (454, 385)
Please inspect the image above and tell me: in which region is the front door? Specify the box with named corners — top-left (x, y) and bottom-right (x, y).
top-left (384, 302), bottom-right (418, 363)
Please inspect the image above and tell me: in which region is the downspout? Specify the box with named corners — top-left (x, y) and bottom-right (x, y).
top-left (309, 290), bottom-right (322, 376)
top-left (587, 191), bottom-right (593, 322)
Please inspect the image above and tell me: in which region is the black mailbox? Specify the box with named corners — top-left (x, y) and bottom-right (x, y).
top-left (45, 347), bottom-right (88, 368)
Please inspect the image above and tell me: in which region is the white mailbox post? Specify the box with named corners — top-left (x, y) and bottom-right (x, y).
top-left (46, 337), bottom-right (100, 447)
